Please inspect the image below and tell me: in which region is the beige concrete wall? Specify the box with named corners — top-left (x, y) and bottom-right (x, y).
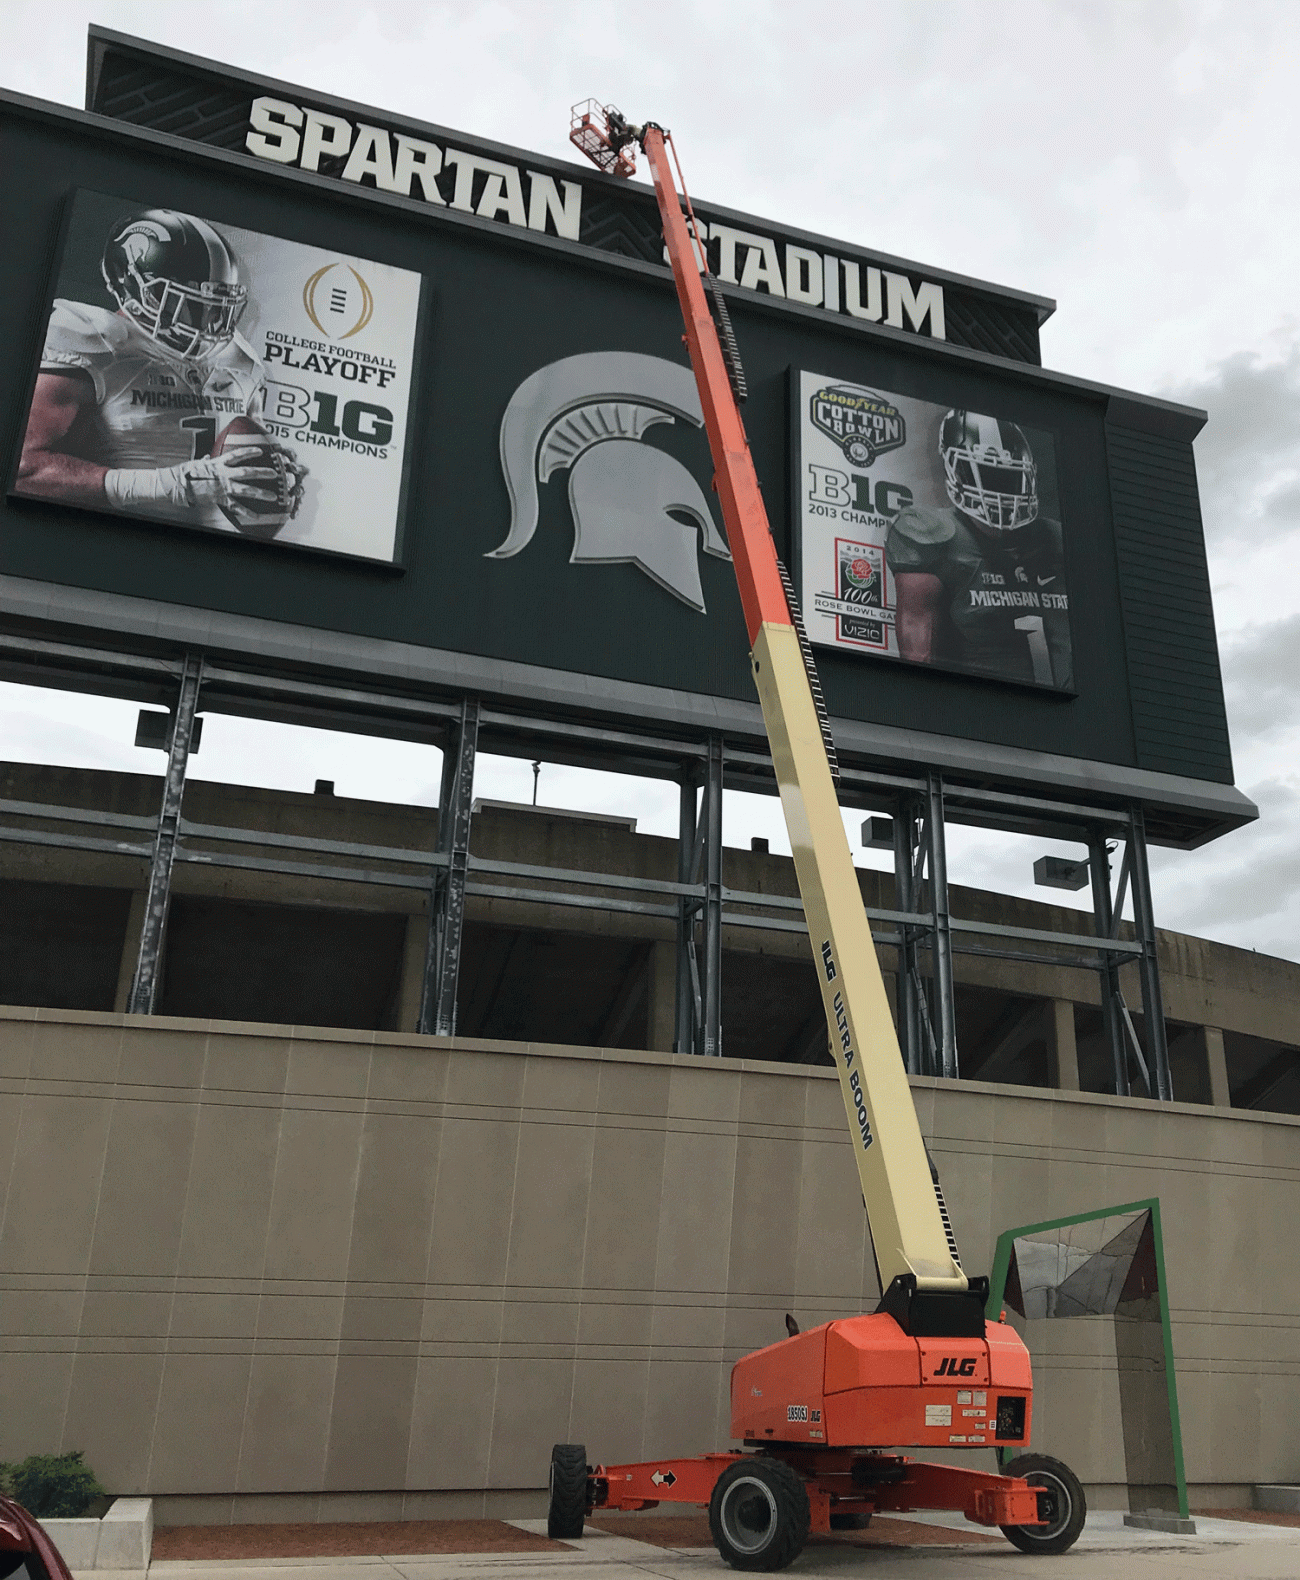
top-left (1, 1004), bottom-right (1297, 1521)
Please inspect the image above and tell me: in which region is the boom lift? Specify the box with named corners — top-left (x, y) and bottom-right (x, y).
top-left (549, 104), bottom-right (1086, 1569)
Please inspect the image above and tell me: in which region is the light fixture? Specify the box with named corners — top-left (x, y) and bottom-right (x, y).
top-left (1033, 854), bottom-right (1090, 891)
top-left (861, 817), bottom-right (894, 850)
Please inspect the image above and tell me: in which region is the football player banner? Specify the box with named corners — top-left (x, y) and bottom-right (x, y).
top-left (11, 190), bottom-right (422, 564)
top-left (796, 370), bottom-right (1072, 690)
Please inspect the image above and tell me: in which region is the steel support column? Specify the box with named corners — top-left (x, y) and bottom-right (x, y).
top-left (700, 734), bottom-right (724, 1058)
top-left (926, 772), bottom-right (959, 1079)
top-left (1129, 805), bottom-right (1172, 1101)
top-left (127, 652), bottom-right (203, 1015)
top-left (893, 792), bottom-right (924, 1077)
top-left (419, 697), bottom-right (479, 1036)
top-left (1089, 831), bottom-right (1129, 1097)
top-left (674, 771), bottom-right (698, 1055)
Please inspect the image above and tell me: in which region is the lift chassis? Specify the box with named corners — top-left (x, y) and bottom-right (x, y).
top-left (553, 104), bottom-right (1087, 1568)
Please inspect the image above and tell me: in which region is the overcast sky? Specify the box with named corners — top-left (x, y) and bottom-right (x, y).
top-left (3, 0), bottom-right (1299, 962)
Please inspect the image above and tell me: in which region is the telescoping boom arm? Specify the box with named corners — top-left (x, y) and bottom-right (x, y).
top-left (571, 106), bottom-right (965, 1297)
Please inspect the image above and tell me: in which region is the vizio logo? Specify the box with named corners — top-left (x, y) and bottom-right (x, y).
top-left (933, 1357), bottom-right (978, 1377)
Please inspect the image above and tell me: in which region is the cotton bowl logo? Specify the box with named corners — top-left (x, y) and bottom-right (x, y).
top-left (810, 385), bottom-right (906, 467)
top-left (302, 262), bottom-right (374, 340)
top-left (488, 351), bottom-right (730, 612)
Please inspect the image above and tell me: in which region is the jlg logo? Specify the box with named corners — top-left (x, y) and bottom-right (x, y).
top-left (933, 1357), bottom-right (977, 1377)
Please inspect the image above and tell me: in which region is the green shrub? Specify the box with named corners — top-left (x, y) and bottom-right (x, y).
top-left (0, 1453), bottom-right (105, 1518)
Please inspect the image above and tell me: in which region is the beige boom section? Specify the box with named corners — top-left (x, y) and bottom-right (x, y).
top-left (752, 620), bottom-right (965, 1293)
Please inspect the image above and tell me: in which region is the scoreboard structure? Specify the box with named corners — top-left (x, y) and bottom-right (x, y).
top-left (0, 28), bottom-right (1256, 1098)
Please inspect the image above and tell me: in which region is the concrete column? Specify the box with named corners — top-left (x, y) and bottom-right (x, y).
top-left (394, 912), bottom-right (428, 1032)
top-left (646, 939), bottom-right (676, 1053)
top-left (1202, 1025), bottom-right (1231, 1107)
top-left (1046, 999), bottom-right (1080, 1091)
top-left (113, 890), bottom-right (148, 1014)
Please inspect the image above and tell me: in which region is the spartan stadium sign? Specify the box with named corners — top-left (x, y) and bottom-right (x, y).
top-left (243, 97), bottom-right (946, 340)
top-left (84, 31), bottom-right (1056, 365)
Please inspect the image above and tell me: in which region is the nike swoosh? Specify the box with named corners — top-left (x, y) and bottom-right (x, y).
top-left (1036, 576), bottom-right (1056, 586)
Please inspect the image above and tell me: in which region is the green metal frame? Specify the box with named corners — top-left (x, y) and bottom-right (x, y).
top-left (986, 1197), bottom-right (1188, 1518)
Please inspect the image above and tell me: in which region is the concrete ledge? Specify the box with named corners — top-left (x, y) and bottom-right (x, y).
top-left (38, 1519), bottom-right (99, 1571)
top-left (1124, 1511), bottom-right (1198, 1534)
top-left (41, 1500), bottom-right (152, 1571)
top-left (1256, 1485), bottom-right (1300, 1513)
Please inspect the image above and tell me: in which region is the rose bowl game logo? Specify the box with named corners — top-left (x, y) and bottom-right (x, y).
top-left (810, 385), bottom-right (906, 467)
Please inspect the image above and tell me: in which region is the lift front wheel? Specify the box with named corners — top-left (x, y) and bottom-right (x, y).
top-left (547, 1443), bottom-right (588, 1539)
top-left (998, 1455), bottom-right (1087, 1555)
top-left (709, 1457), bottom-right (810, 1571)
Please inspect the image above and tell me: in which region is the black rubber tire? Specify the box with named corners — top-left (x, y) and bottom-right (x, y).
top-left (999, 1454), bottom-right (1087, 1555)
top-left (547, 1443), bottom-right (588, 1539)
top-left (709, 1457), bottom-right (810, 1571)
top-left (829, 1511), bottom-right (872, 1530)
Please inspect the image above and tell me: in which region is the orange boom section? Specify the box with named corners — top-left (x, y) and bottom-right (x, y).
top-left (731, 1315), bottom-right (1032, 1452)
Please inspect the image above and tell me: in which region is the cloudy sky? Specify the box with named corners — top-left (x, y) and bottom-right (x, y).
top-left (3, 0), bottom-right (1299, 960)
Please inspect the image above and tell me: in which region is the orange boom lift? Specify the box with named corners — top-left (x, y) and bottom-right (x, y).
top-left (549, 105), bottom-right (1086, 1569)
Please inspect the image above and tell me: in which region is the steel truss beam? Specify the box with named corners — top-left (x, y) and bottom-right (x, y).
top-left (126, 652), bottom-right (202, 1015)
top-left (419, 698), bottom-right (479, 1037)
top-left (0, 644), bottom-right (1169, 1093)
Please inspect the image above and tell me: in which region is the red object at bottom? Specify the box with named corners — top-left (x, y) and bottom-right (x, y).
top-left (0, 1495), bottom-right (77, 1580)
top-left (591, 1450), bottom-right (1045, 1531)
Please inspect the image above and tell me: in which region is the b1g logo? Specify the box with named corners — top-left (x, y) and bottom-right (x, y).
top-left (810, 385), bottom-right (906, 467)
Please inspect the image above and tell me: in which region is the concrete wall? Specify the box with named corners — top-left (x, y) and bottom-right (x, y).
top-left (2, 1004), bottom-right (1296, 1520)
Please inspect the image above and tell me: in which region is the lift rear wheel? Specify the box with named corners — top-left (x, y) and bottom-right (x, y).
top-left (998, 1454), bottom-right (1087, 1554)
top-left (709, 1457), bottom-right (810, 1571)
top-left (547, 1443), bottom-right (588, 1539)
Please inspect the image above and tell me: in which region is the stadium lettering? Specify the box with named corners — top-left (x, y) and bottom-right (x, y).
top-left (244, 99), bottom-right (945, 341)
top-left (706, 220), bottom-right (944, 337)
top-left (246, 97), bottom-right (583, 241)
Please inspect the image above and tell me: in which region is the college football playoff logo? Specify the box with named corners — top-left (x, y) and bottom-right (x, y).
top-left (810, 385), bottom-right (906, 468)
top-left (489, 351), bottom-right (730, 613)
top-left (302, 262), bottom-right (374, 340)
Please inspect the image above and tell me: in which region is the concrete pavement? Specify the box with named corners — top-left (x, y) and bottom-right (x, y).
top-left (123, 1511), bottom-right (1300, 1580)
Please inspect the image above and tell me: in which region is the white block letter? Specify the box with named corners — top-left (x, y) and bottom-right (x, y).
top-left (843, 261), bottom-right (883, 322)
top-left (527, 173), bottom-right (582, 239)
top-left (823, 254), bottom-right (840, 313)
top-left (246, 97), bottom-right (303, 164)
top-left (443, 151), bottom-right (526, 225)
top-left (342, 125), bottom-right (396, 189)
top-left (709, 223), bottom-right (747, 284)
top-left (394, 135), bottom-right (445, 203)
top-left (785, 245), bottom-right (823, 306)
top-left (661, 218), bottom-right (709, 271)
top-left (300, 110), bottom-right (354, 173)
top-left (885, 273), bottom-right (945, 339)
top-left (740, 235), bottom-right (785, 297)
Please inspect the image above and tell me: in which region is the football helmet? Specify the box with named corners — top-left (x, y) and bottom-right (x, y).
top-left (939, 410), bottom-right (1038, 531)
top-left (102, 210), bottom-right (247, 359)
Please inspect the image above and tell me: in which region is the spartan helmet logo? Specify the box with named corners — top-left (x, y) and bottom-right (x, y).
top-left (487, 351), bottom-right (730, 612)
